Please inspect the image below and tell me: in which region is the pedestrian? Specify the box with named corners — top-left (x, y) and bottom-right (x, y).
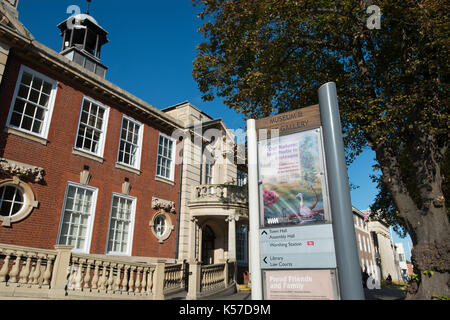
top-left (386, 273), bottom-right (392, 285)
top-left (362, 268), bottom-right (369, 288)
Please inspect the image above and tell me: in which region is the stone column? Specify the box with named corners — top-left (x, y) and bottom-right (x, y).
top-left (189, 216), bottom-right (198, 261)
top-left (0, 41), bottom-right (10, 86)
top-left (226, 214), bottom-right (238, 260)
top-left (223, 260), bottom-right (229, 287)
top-left (49, 245), bottom-right (73, 298)
top-left (152, 260), bottom-right (166, 300)
top-left (186, 260), bottom-right (201, 300)
top-left (198, 226), bottom-right (203, 263)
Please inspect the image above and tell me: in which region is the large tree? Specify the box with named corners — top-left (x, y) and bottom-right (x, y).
top-left (192, 0), bottom-right (449, 299)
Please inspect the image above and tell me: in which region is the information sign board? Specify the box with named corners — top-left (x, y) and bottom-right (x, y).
top-left (258, 128), bottom-right (330, 228)
top-left (264, 269), bottom-right (337, 300)
top-left (260, 224), bottom-right (336, 269)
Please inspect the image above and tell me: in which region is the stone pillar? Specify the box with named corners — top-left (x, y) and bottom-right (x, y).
top-left (152, 260), bottom-right (166, 300)
top-left (186, 260), bottom-right (201, 300)
top-left (189, 216), bottom-right (198, 261)
top-left (198, 224), bottom-right (203, 263)
top-left (0, 41), bottom-right (10, 87)
top-left (223, 260), bottom-right (229, 287)
top-left (49, 245), bottom-right (73, 298)
top-left (226, 214), bottom-right (238, 260)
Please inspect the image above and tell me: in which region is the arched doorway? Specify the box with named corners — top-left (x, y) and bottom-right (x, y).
top-left (202, 225), bottom-right (215, 265)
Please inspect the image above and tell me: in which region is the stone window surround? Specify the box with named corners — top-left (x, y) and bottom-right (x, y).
top-left (0, 177), bottom-right (38, 227)
top-left (149, 196), bottom-right (176, 243)
top-left (149, 210), bottom-right (174, 244)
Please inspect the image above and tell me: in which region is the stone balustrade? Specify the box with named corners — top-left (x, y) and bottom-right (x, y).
top-left (186, 259), bottom-right (237, 300)
top-left (200, 263), bottom-right (226, 293)
top-left (0, 243), bottom-right (235, 300)
top-left (163, 263), bottom-right (185, 294)
top-left (66, 253), bottom-right (158, 298)
top-left (0, 243), bottom-right (179, 300)
top-left (0, 244), bottom-right (56, 294)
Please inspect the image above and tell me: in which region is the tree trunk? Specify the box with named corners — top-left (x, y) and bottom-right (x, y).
top-left (390, 177), bottom-right (450, 299)
top-left (406, 141), bottom-right (450, 299)
top-left (406, 204), bottom-right (450, 300)
top-left (375, 141), bottom-right (450, 299)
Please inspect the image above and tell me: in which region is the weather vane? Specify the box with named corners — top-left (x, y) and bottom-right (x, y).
top-left (86, 0), bottom-right (92, 15)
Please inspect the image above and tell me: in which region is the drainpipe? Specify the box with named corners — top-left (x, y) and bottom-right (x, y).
top-left (174, 137), bottom-right (184, 261)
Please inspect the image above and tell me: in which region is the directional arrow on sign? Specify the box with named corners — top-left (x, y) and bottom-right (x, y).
top-left (261, 230), bottom-right (267, 235)
top-left (263, 257), bottom-right (268, 264)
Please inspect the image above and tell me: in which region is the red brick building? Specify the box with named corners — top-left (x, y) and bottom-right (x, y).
top-left (0, 2), bottom-right (183, 262)
top-left (353, 207), bottom-right (377, 278)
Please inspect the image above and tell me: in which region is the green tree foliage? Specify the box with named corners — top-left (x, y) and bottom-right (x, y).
top-left (193, 0), bottom-right (449, 299)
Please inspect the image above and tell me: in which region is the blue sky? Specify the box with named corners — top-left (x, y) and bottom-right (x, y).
top-left (17, 0), bottom-right (411, 260)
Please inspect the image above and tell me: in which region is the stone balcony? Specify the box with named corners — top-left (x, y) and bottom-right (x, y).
top-left (188, 184), bottom-right (248, 218)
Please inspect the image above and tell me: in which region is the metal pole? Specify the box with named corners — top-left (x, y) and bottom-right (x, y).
top-left (246, 119), bottom-right (263, 300)
top-left (318, 82), bottom-right (365, 300)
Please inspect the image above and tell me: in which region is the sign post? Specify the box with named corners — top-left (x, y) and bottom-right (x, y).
top-left (247, 82), bottom-right (365, 300)
top-left (247, 119), bottom-right (263, 300)
top-left (318, 82), bottom-right (365, 300)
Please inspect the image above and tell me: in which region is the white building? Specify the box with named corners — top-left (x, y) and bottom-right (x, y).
top-left (395, 243), bottom-right (409, 282)
top-left (368, 219), bottom-right (402, 283)
top-left (163, 102), bottom-right (249, 283)
top-left (352, 208), bottom-right (377, 280)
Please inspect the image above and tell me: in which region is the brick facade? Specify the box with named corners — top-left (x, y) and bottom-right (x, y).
top-left (0, 55), bottom-right (181, 259)
top-left (353, 208), bottom-right (376, 277)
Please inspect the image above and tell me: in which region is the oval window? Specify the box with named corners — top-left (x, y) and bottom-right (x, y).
top-left (0, 178), bottom-right (38, 227)
top-left (0, 185), bottom-right (24, 218)
top-left (149, 211), bottom-right (174, 243)
top-left (154, 214), bottom-right (167, 237)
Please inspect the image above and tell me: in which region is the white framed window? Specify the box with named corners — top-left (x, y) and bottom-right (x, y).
top-left (57, 182), bottom-right (98, 253)
top-left (0, 185), bottom-right (24, 218)
top-left (74, 96), bottom-right (109, 157)
top-left (6, 65), bottom-right (58, 139)
top-left (156, 133), bottom-right (176, 181)
top-left (149, 211), bottom-right (174, 243)
top-left (106, 193), bottom-right (136, 255)
top-left (117, 115), bottom-right (143, 170)
top-left (154, 214), bottom-right (166, 238)
top-left (205, 162), bottom-right (214, 185)
top-left (0, 178), bottom-right (38, 227)
top-left (358, 233), bottom-right (362, 251)
top-left (237, 225), bottom-right (248, 264)
top-left (237, 170), bottom-right (246, 187)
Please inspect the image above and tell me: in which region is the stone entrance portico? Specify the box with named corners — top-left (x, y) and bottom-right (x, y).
top-left (187, 184), bottom-right (248, 264)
